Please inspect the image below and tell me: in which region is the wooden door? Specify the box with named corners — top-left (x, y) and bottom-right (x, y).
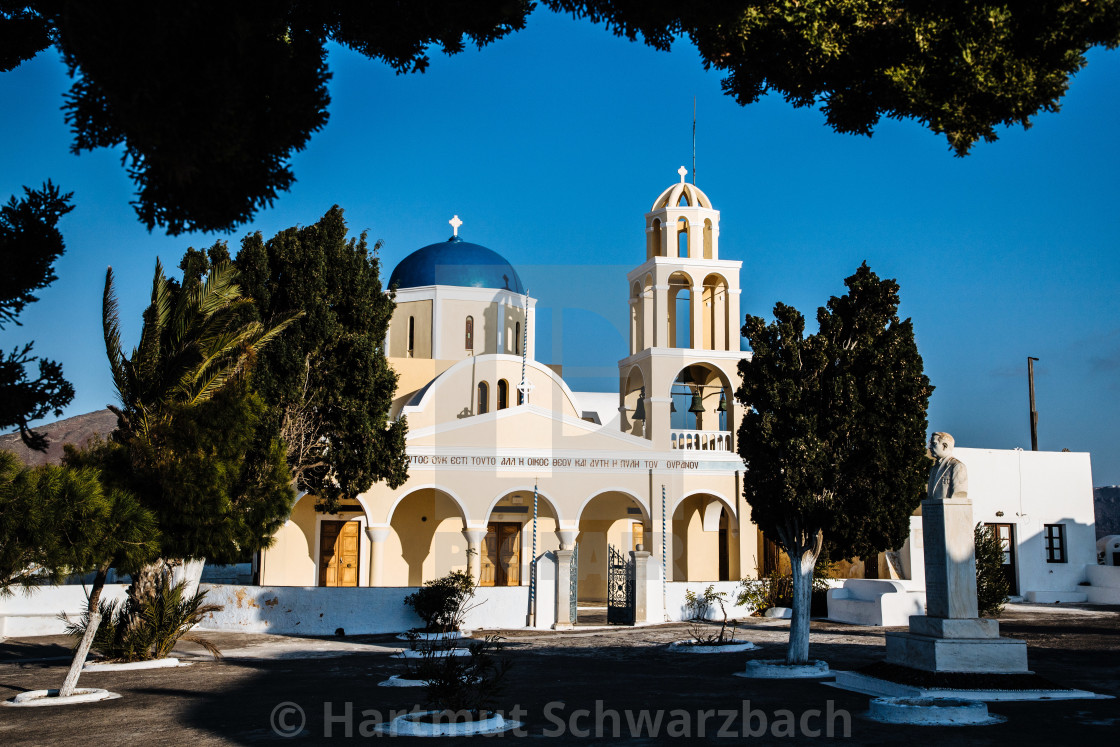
top-left (985, 523), bottom-right (1018, 595)
top-left (481, 523), bottom-right (521, 586)
top-left (319, 520), bottom-right (360, 587)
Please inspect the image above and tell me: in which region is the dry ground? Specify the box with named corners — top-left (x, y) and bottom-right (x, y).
top-left (1, 603), bottom-right (1117, 744)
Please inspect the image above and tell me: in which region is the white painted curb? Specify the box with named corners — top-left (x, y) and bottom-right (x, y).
top-left (668, 640), bottom-right (758, 653)
top-left (84, 657), bottom-right (187, 672)
top-left (736, 659), bottom-right (831, 679)
top-left (866, 697), bottom-right (1005, 726)
top-left (374, 710), bottom-right (522, 736)
top-left (4, 688), bottom-right (121, 707)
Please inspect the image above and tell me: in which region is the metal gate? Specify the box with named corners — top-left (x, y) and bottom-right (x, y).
top-left (606, 544), bottom-right (635, 625)
top-left (570, 542), bottom-right (579, 624)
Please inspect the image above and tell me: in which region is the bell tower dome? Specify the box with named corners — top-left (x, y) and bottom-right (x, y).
top-left (647, 166), bottom-right (721, 261)
top-left (618, 168), bottom-right (744, 451)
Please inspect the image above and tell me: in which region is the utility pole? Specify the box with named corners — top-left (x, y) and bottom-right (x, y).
top-left (1027, 356), bottom-right (1039, 451)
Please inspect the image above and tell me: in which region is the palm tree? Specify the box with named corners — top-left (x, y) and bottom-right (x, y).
top-left (94, 258), bottom-right (300, 665)
top-left (103, 258), bottom-right (299, 448)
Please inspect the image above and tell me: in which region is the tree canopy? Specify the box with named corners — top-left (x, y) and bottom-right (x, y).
top-left (189, 206), bottom-right (408, 512)
top-left (92, 258), bottom-right (299, 562)
top-left (0, 449), bottom-right (156, 595)
top-left (736, 263), bottom-right (931, 663)
top-left (0, 181), bottom-right (75, 450)
top-left (3, 2), bottom-right (1116, 234)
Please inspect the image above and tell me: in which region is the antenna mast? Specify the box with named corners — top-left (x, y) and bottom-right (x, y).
top-left (691, 97), bottom-right (697, 185)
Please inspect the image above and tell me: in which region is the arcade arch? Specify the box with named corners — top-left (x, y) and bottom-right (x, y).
top-left (576, 490), bottom-right (650, 603)
top-left (386, 488), bottom-right (468, 586)
top-left (672, 493), bottom-right (739, 581)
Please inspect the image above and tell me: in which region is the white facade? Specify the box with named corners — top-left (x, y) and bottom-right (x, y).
top-left (901, 447), bottom-right (1097, 602)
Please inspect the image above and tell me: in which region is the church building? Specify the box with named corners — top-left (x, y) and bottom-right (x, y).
top-left (260, 169), bottom-right (761, 612)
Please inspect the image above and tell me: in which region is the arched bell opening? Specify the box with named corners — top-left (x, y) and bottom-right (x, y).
top-left (667, 271), bottom-right (693, 348)
top-left (620, 365), bottom-right (646, 438)
top-left (701, 273), bottom-right (730, 351)
top-left (668, 363), bottom-right (733, 451)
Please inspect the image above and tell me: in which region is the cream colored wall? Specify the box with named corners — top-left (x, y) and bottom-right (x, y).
top-left (401, 356), bottom-right (582, 431)
top-left (388, 299), bottom-right (432, 358)
top-left (439, 299), bottom-right (498, 357)
top-left (261, 496), bottom-right (318, 586)
top-left (385, 489), bottom-right (468, 586)
top-left (389, 358), bottom-right (456, 416)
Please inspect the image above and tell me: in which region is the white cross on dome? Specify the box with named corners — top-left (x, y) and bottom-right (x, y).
top-left (449, 215), bottom-right (463, 237)
top-left (678, 166), bottom-right (688, 183)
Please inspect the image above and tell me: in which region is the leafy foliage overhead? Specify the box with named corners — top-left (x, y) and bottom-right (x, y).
top-left (0, 181), bottom-right (75, 450)
top-left (3, 2), bottom-right (1116, 234)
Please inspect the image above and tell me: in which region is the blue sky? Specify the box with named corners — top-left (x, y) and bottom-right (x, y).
top-left (3, 11), bottom-right (1119, 485)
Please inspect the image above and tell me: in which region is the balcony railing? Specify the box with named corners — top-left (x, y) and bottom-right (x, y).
top-left (670, 429), bottom-right (733, 452)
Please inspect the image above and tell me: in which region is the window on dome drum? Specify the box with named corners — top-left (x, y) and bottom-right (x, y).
top-left (1044, 523), bottom-right (1066, 563)
top-left (515, 322), bottom-right (521, 355)
top-left (465, 316), bottom-right (474, 351)
top-left (477, 381), bottom-right (489, 414)
top-left (407, 316), bottom-right (415, 358)
top-left (497, 380), bottom-right (509, 410)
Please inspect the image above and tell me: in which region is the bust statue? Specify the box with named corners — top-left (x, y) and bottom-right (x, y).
top-left (927, 431), bottom-right (968, 501)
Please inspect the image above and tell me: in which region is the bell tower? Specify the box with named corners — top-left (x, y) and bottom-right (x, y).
top-left (619, 168), bottom-right (744, 451)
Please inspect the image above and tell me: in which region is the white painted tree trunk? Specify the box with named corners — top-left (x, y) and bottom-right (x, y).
top-left (58, 611), bottom-right (100, 697)
top-left (59, 566), bottom-right (109, 697)
top-left (786, 548), bottom-right (818, 665)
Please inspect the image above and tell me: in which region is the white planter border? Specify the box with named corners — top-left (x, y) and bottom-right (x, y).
top-left (395, 630), bottom-right (469, 642)
top-left (393, 648), bottom-right (473, 659)
top-left (866, 697), bottom-right (1004, 726)
top-left (374, 710), bottom-right (521, 737)
top-left (4, 688), bottom-right (121, 707)
top-left (735, 659), bottom-right (831, 679)
top-left (83, 657), bottom-right (187, 672)
top-left (668, 639), bottom-right (758, 653)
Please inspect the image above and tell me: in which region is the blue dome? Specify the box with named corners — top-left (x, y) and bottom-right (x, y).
top-left (389, 237), bottom-right (525, 294)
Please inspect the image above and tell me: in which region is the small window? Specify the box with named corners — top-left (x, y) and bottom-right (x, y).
top-left (517, 385), bottom-right (524, 406)
top-left (407, 316), bottom-right (415, 357)
top-left (465, 316), bottom-right (474, 350)
top-left (497, 380), bottom-right (509, 410)
top-left (1044, 524), bottom-right (1066, 563)
top-left (514, 322), bottom-right (521, 355)
top-left (477, 381), bottom-right (489, 414)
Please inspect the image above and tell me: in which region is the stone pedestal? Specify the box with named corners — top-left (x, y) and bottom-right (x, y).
top-left (630, 550), bottom-right (650, 624)
top-left (885, 496), bottom-right (1028, 673)
top-left (553, 549), bottom-right (575, 630)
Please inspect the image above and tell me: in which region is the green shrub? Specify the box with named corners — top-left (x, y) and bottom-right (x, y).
top-left (737, 562), bottom-right (835, 616)
top-left (413, 634), bottom-right (511, 718)
top-left (684, 584), bottom-right (735, 644)
top-left (975, 524), bottom-right (1010, 617)
top-left (65, 573), bottom-right (221, 662)
top-left (404, 569), bottom-right (476, 633)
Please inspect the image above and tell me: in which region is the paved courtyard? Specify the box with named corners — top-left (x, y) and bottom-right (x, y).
top-left (1, 604), bottom-right (1118, 744)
